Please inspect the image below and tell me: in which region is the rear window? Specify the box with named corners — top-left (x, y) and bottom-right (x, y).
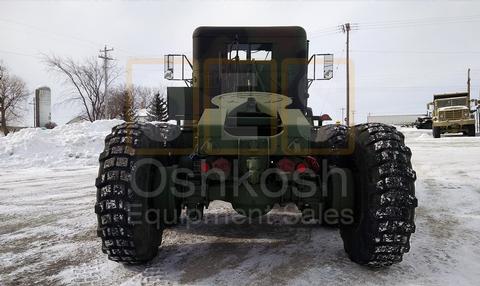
top-left (227, 43), bottom-right (272, 61)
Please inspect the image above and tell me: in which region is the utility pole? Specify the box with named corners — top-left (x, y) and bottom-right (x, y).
top-left (467, 68), bottom-right (471, 98)
top-left (342, 23), bottom-right (351, 126)
top-left (471, 68), bottom-right (480, 134)
top-left (467, 69), bottom-right (470, 99)
top-left (477, 89), bottom-right (480, 133)
top-left (98, 45), bottom-right (114, 101)
top-left (467, 68), bottom-right (477, 133)
top-left (0, 66), bottom-right (5, 132)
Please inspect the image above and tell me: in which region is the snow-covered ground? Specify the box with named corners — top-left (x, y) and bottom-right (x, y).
top-left (0, 123), bottom-right (479, 285)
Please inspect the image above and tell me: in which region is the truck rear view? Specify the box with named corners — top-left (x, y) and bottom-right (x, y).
top-left (94, 26), bottom-right (417, 268)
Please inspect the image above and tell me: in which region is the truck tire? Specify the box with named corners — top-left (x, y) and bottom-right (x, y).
top-left (432, 127), bottom-right (441, 138)
top-left (467, 125), bottom-right (476, 137)
top-left (340, 123), bottom-right (417, 267)
top-left (95, 122), bottom-right (179, 264)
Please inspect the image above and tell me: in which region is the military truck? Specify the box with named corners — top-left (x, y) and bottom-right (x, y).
top-left (429, 92), bottom-right (476, 138)
top-left (95, 27), bottom-right (417, 267)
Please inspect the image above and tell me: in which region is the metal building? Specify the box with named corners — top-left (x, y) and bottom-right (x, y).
top-left (367, 114), bottom-right (425, 126)
top-left (34, 87), bottom-right (51, 128)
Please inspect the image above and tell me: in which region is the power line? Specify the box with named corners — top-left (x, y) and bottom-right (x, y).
top-left (0, 49), bottom-right (42, 59)
top-left (324, 85), bottom-right (479, 90)
top-left (309, 25), bottom-right (344, 38)
top-left (351, 49), bottom-right (480, 55)
top-left (359, 14), bottom-right (480, 25)
top-left (0, 17), bottom-right (99, 49)
top-left (0, 17), bottom-right (135, 56)
top-left (311, 15), bottom-right (480, 38)
top-left (358, 15), bottom-right (480, 31)
top-left (360, 19), bottom-right (480, 28)
top-left (310, 24), bottom-right (359, 38)
top-left (355, 67), bottom-right (480, 78)
top-left (311, 26), bottom-right (341, 34)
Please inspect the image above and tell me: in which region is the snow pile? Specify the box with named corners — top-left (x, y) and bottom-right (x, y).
top-left (397, 126), bottom-right (432, 138)
top-left (0, 120), bottom-right (123, 168)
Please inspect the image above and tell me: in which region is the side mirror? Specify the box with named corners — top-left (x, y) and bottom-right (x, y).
top-left (427, 102), bottom-right (434, 110)
top-left (164, 55), bottom-right (174, 80)
top-left (308, 54), bottom-right (334, 81)
top-left (163, 54), bottom-right (193, 85)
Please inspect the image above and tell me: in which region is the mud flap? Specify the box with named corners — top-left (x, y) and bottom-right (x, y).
top-left (330, 167), bottom-right (354, 216)
top-left (153, 165), bottom-right (181, 225)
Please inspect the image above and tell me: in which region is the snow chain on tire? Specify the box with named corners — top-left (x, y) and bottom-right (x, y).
top-left (340, 123), bottom-right (418, 267)
top-left (94, 122), bottom-right (179, 264)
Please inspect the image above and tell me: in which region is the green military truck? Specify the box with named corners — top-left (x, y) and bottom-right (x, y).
top-left (430, 92), bottom-right (476, 138)
top-left (95, 26), bottom-right (417, 267)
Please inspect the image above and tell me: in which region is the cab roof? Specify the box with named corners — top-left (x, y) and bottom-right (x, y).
top-left (193, 26), bottom-right (307, 39)
top-left (433, 92), bottom-right (469, 100)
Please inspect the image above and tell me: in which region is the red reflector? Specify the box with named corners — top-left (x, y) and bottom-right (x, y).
top-left (296, 163), bottom-right (307, 173)
top-left (278, 158), bottom-right (296, 172)
top-left (321, 114), bottom-right (332, 121)
top-left (200, 161), bottom-right (210, 173)
top-left (212, 158), bottom-right (231, 175)
top-left (305, 156), bottom-right (319, 173)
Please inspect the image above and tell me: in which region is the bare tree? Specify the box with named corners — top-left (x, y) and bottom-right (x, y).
top-left (132, 85), bottom-right (156, 109)
top-left (106, 85), bottom-right (136, 121)
top-left (44, 55), bottom-right (118, 122)
top-left (105, 84), bottom-right (159, 120)
top-left (0, 64), bottom-right (29, 135)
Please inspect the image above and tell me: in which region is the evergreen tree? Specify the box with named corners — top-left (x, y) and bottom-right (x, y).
top-left (147, 93), bottom-right (168, 122)
top-left (121, 91), bottom-right (136, 122)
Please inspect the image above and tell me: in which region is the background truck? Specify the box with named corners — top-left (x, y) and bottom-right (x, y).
top-left (414, 115), bottom-right (432, 129)
top-left (429, 92), bottom-right (476, 138)
top-left (94, 26), bottom-right (417, 268)
top-left (414, 103), bottom-right (433, 129)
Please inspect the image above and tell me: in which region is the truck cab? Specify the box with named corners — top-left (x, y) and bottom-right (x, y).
top-left (165, 26), bottom-right (333, 123)
top-left (430, 92), bottom-right (476, 137)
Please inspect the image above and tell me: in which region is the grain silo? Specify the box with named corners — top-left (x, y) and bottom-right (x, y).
top-left (34, 87), bottom-right (51, 128)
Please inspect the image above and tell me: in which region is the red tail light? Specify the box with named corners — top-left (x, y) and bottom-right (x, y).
top-left (212, 158), bottom-right (231, 175)
top-left (278, 158), bottom-right (296, 172)
top-left (200, 161), bottom-right (210, 173)
top-left (296, 162), bottom-right (308, 173)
